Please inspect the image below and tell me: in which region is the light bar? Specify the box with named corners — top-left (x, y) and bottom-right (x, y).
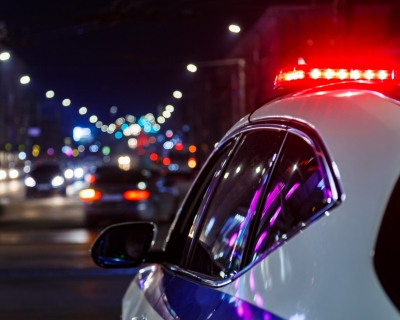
top-left (274, 66), bottom-right (398, 89)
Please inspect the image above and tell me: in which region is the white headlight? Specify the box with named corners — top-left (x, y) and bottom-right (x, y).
top-left (9, 169), bottom-right (19, 179)
top-left (51, 176), bottom-right (64, 187)
top-left (0, 170), bottom-right (6, 180)
top-left (64, 169), bottom-right (74, 179)
top-left (24, 177), bottom-right (36, 187)
top-left (74, 168), bottom-right (84, 179)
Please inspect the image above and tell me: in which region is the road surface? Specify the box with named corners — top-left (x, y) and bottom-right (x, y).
top-left (0, 180), bottom-right (171, 320)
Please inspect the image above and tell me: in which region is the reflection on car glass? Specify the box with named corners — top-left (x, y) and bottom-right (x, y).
top-left (252, 133), bottom-right (333, 262)
top-left (189, 130), bottom-right (284, 279)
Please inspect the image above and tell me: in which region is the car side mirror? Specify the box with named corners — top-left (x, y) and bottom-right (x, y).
top-left (90, 222), bottom-right (157, 268)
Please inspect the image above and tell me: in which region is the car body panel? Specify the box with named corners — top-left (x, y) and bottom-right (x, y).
top-left (123, 87), bottom-right (400, 319)
top-left (155, 274), bottom-right (228, 320)
top-left (217, 89), bottom-right (400, 319)
top-left (122, 265), bottom-right (174, 320)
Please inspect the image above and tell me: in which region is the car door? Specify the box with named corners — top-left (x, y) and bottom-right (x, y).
top-left (157, 127), bottom-right (286, 320)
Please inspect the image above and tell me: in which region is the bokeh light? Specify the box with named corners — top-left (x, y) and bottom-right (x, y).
top-left (20, 76), bottom-right (30, 84)
top-left (187, 64), bottom-right (197, 72)
top-left (229, 24), bottom-right (241, 33)
top-left (62, 99), bottom-right (71, 107)
top-left (79, 107), bottom-right (87, 115)
top-left (173, 90), bottom-right (182, 99)
top-left (46, 90), bottom-right (55, 98)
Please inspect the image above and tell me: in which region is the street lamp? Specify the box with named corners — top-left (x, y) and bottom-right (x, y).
top-left (46, 90), bottom-right (55, 98)
top-left (173, 90), bottom-right (183, 99)
top-left (62, 98), bottom-right (71, 106)
top-left (165, 105), bottom-right (174, 112)
top-left (187, 64), bottom-right (198, 72)
top-left (0, 52), bottom-right (10, 61)
top-left (229, 25), bottom-right (241, 33)
top-left (20, 76), bottom-right (30, 84)
top-left (186, 58), bottom-right (246, 119)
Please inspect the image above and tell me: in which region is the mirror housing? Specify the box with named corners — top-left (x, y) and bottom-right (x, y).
top-left (90, 222), bottom-right (157, 268)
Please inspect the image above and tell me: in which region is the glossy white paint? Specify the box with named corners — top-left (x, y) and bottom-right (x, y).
top-left (123, 88), bottom-right (400, 319)
top-left (223, 89), bottom-right (400, 319)
top-left (122, 264), bottom-right (165, 320)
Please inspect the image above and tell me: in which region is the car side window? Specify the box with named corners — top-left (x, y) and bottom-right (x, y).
top-left (187, 129), bottom-right (285, 279)
top-left (164, 140), bottom-right (235, 266)
top-left (251, 132), bottom-right (334, 262)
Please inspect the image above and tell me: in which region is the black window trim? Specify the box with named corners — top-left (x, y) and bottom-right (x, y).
top-left (183, 132), bottom-right (244, 269)
top-left (162, 119), bottom-right (345, 288)
top-left (163, 135), bottom-right (241, 265)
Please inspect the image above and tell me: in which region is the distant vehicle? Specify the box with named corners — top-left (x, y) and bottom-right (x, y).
top-left (91, 64), bottom-right (400, 319)
top-left (25, 163), bottom-right (66, 197)
top-left (79, 166), bottom-right (178, 228)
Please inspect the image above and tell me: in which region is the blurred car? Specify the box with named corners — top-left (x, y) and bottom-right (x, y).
top-left (89, 64), bottom-right (400, 320)
top-left (80, 166), bottom-right (178, 228)
top-left (25, 163), bottom-right (66, 197)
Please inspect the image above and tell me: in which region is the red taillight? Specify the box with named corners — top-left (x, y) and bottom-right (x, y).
top-left (175, 143), bottom-right (183, 151)
top-left (163, 157), bottom-right (171, 165)
top-left (274, 66), bottom-right (397, 89)
top-left (79, 189), bottom-right (102, 201)
top-left (150, 153), bottom-right (158, 161)
top-left (85, 174), bottom-right (96, 184)
top-left (123, 190), bottom-right (150, 201)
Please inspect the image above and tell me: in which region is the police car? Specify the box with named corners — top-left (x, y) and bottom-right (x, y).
top-left (90, 65), bottom-right (400, 320)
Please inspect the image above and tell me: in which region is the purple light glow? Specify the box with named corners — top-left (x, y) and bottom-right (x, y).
top-left (262, 182), bottom-right (284, 218)
top-left (229, 233), bottom-right (238, 246)
top-left (249, 187), bottom-right (262, 215)
top-left (66, 148), bottom-right (73, 157)
top-left (269, 206), bottom-right (282, 226)
top-left (254, 231), bottom-right (267, 252)
top-left (237, 302), bottom-right (244, 317)
top-left (263, 313), bottom-right (272, 320)
top-left (250, 270), bottom-right (255, 291)
top-left (285, 182), bottom-right (300, 200)
top-left (47, 148), bottom-right (54, 156)
top-left (254, 293), bottom-right (264, 307)
top-left (236, 300), bottom-right (254, 320)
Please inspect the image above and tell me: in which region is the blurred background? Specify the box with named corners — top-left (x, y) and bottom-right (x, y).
top-left (0, 0), bottom-right (399, 319)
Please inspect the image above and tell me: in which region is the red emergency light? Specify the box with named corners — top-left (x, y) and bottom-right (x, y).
top-left (274, 66), bottom-right (399, 89)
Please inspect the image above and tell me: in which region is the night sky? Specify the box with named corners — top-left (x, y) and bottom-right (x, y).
top-left (0, 1), bottom-right (270, 125)
top-left (0, 0), bottom-right (393, 132)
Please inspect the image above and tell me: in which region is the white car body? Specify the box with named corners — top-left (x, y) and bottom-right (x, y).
top-left (120, 84), bottom-right (400, 320)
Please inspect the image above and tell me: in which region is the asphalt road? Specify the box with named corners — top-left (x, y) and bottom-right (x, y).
top-left (0, 179), bottom-right (172, 320)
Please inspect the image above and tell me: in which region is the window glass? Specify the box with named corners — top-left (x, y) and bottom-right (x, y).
top-left (251, 133), bottom-right (333, 261)
top-left (166, 141), bottom-right (235, 266)
top-left (188, 130), bottom-right (285, 279)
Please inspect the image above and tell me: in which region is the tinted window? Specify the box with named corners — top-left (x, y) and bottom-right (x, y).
top-left (251, 133), bottom-right (333, 261)
top-left (165, 141), bottom-right (235, 266)
top-left (188, 130), bottom-right (285, 279)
